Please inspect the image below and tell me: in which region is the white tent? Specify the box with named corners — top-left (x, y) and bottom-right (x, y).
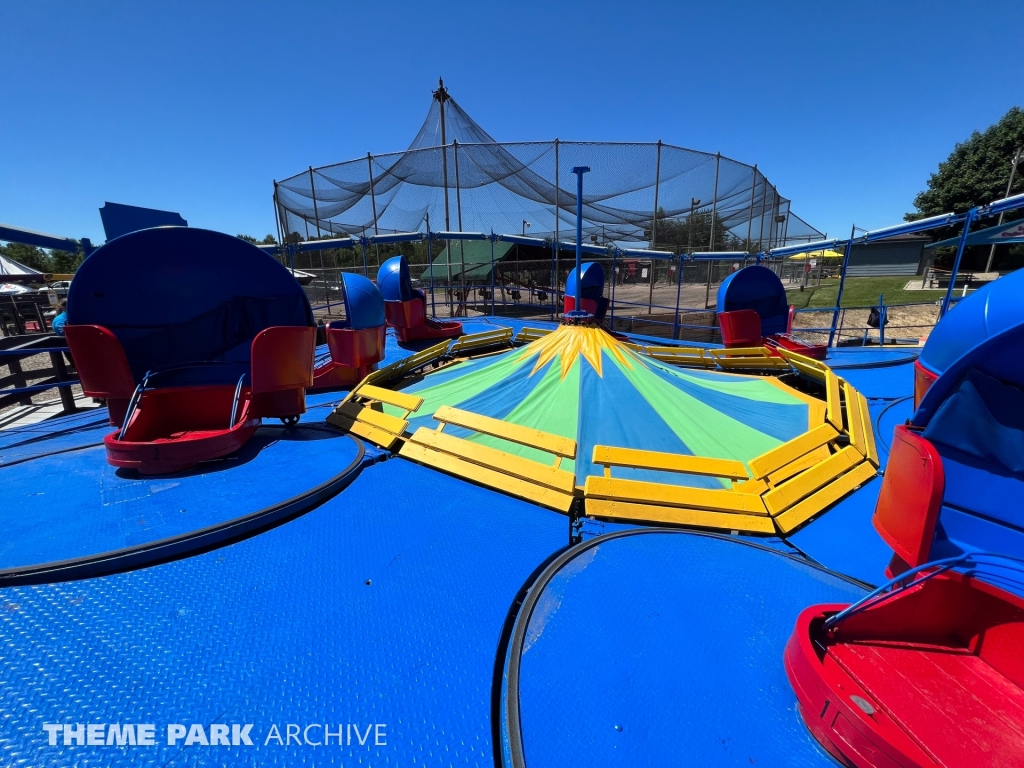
top-left (0, 253), bottom-right (43, 277)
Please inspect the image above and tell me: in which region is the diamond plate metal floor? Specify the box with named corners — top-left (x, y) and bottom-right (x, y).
top-left (503, 529), bottom-right (867, 768)
top-left (0, 457), bottom-right (568, 767)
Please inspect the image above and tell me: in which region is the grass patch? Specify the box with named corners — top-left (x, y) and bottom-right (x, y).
top-left (787, 276), bottom-right (946, 309)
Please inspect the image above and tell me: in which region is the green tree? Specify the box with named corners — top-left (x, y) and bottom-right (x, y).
top-left (650, 207), bottom-right (738, 253)
top-left (908, 107), bottom-right (1024, 219)
top-left (907, 107), bottom-right (1024, 270)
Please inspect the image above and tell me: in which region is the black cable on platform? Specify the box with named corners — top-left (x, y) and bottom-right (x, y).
top-left (500, 527), bottom-right (870, 768)
top-left (0, 435), bottom-right (367, 587)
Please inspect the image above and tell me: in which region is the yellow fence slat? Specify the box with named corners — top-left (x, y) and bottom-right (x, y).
top-left (708, 347), bottom-right (772, 358)
top-left (449, 328), bottom-right (513, 355)
top-left (327, 414), bottom-right (400, 450)
top-left (644, 346), bottom-right (713, 367)
top-left (777, 348), bottom-right (828, 382)
top-left (399, 441), bottom-right (574, 512)
top-left (584, 476), bottom-right (768, 515)
top-left (765, 444), bottom-right (831, 487)
top-left (825, 370), bottom-right (843, 430)
top-left (733, 477), bottom-right (769, 495)
top-left (843, 381), bottom-right (867, 457)
top-left (514, 327), bottom-right (552, 344)
top-left (434, 405), bottom-right (577, 458)
top-left (334, 401), bottom-right (408, 436)
top-left (592, 445), bottom-right (749, 480)
top-left (773, 461), bottom-right (877, 534)
top-left (586, 499), bottom-right (776, 534)
top-left (762, 446), bottom-right (862, 516)
top-left (357, 383), bottom-right (424, 413)
top-left (408, 428), bottom-right (576, 494)
top-left (714, 356), bottom-right (792, 371)
top-left (808, 400), bottom-right (826, 429)
top-left (748, 423), bottom-right (839, 480)
top-left (858, 391), bottom-right (879, 467)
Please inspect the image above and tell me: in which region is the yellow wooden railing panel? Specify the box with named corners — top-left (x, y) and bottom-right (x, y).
top-left (449, 328), bottom-right (513, 355)
top-left (857, 391), bottom-right (879, 467)
top-left (357, 383), bottom-right (424, 413)
top-left (334, 400), bottom-right (409, 436)
top-left (843, 381), bottom-right (867, 457)
top-left (514, 327), bottom-right (552, 344)
top-left (399, 441), bottom-right (574, 512)
top-left (765, 444), bottom-right (831, 487)
top-left (407, 428), bottom-right (576, 494)
top-left (644, 346), bottom-right (713, 367)
top-left (586, 499), bottom-right (776, 534)
top-left (774, 461), bottom-right (877, 534)
top-left (434, 405), bottom-right (577, 458)
top-left (592, 445), bottom-right (749, 480)
top-left (748, 423), bottom-right (839, 480)
top-left (585, 476), bottom-right (768, 515)
top-left (762, 446), bottom-right (862, 516)
top-left (825, 370), bottom-right (843, 430)
top-left (777, 348), bottom-right (828, 382)
top-left (708, 347), bottom-right (772, 358)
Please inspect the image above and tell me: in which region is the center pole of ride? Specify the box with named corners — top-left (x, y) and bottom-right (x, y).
top-left (566, 166), bottom-right (591, 323)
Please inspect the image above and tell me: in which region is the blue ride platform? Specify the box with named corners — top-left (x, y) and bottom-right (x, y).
top-left (503, 529), bottom-right (866, 767)
top-left (0, 458), bottom-right (567, 767)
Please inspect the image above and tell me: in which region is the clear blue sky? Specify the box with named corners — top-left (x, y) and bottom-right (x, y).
top-left (1, 0), bottom-right (1019, 245)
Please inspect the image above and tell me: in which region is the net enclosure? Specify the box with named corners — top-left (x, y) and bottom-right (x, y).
top-left (274, 82), bottom-right (822, 252)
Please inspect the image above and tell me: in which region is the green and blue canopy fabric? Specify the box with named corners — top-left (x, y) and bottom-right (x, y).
top-left (420, 240), bottom-right (515, 282)
top-left (385, 325), bottom-right (814, 489)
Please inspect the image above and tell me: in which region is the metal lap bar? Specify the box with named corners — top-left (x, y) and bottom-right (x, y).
top-left (448, 328), bottom-right (513, 356)
top-left (397, 405), bottom-right (577, 512)
top-left (228, 374), bottom-right (246, 430)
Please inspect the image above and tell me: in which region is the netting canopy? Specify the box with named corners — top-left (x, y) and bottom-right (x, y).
top-left (275, 84), bottom-right (822, 251)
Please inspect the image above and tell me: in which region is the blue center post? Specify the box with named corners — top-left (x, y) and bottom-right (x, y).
top-left (567, 166), bottom-right (591, 321)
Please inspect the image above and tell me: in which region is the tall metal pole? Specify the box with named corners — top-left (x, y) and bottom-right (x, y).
top-left (757, 178), bottom-right (769, 251)
top-left (273, 182), bottom-right (285, 246)
top-left (745, 165), bottom-right (757, 250)
top-left (941, 208), bottom-right (977, 317)
top-left (366, 153), bottom-right (381, 268)
top-left (426, 226), bottom-right (436, 319)
top-left (434, 78), bottom-right (451, 231)
top-left (308, 167), bottom-right (322, 239)
top-left (554, 139), bottom-right (560, 312)
top-left (673, 253), bottom-right (683, 339)
top-left (569, 166), bottom-right (591, 317)
top-left (985, 146), bottom-right (1022, 273)
top-left (651, 140), bottom-right (662, 249)
top-left (453, 139), bottom-right (466, 305)
top-left (828, 225), bottom-right (857, 347)
top-left (709, 152), bottom-right (720, 251)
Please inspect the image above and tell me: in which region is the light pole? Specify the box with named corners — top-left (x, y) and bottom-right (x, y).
top-left (985, 146), bottom-right (1022, 273)
top-left (568, 166), bottom-right (591, 320)
top-left (522, 220), bottom-right (531, 236)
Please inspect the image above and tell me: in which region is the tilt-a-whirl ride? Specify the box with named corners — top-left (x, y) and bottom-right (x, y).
top-left (1, 223), bottom-right (1022, 768)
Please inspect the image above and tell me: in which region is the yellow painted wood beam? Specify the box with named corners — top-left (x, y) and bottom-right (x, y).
top-left (586, 499), bottom-right (776, 534)
top-left (357, 383), bottom-right (424, 413)
top-left (334, 401), bottom-right (408, 436)
top-left (592, 445), bottom-right (749, 480)
top-left (762, 446), bottom-right (862, 516)
top-left (773, 461), bottom-right (877, 534)
top-left (408, 427), bottom-right (576, 494)
top-left (748, 423), bottom-right (839, 480)
top-left (433, 405), bottom-right (577, 458)
top-left (584, 475), bottom-right (769, 515)
top-left (842, 381), bottom-right (867, 457)
top-left (857, 391), bottom-right (879, 467)
top-left (399, 441), bottom-right (574, 512)
top-left (825, 370), bottom-right (843, 430)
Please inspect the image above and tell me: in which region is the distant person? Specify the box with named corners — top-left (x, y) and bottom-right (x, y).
top-left (52, 300), bottom-right (68, 336)
top-left (51, 300), bottom-right (75, 368)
